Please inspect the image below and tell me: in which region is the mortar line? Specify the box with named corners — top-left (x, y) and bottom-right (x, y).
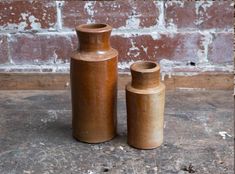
top-left (55, 1), bottom-right (64, 30)
top-left (6, 33), bottom-right (13, 64)
top-left (0, 28), bottom-right (233, 36)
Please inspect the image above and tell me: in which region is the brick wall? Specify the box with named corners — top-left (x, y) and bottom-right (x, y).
top-left (0, 0), bottom-right (233, 76)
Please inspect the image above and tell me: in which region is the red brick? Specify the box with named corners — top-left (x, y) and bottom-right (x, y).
top-left (62, 1), bottom-right (159, 29)
top-left (0, 1), bottom-right (56, 31)
top-left (0, 35), bottom-right (9, 64)
top-left (111, 33), bottom-right (201, 62)
top-left (165, 1), bottom-right (233, 30)
top-left (71, 34), bottom-right (78, 51)
top-left (122, 1), bottom-right (159, 28)
top-left (197, 1), bottom-right (234, 30)
top-left (165, 1), bottom-right (197, 29)
top-left (9, 34), bottom-right (75, 64)
top-left (208, 33), bottom-right (233, 64)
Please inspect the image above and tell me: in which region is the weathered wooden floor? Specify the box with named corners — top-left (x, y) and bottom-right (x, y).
top-left (0, 90), bottom-right (234, 174)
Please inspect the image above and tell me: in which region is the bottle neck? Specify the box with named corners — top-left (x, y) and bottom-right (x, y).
top-left (131, 62), bottom-right (160, 89)
top-left (76, 24), bottom-right (112, 52)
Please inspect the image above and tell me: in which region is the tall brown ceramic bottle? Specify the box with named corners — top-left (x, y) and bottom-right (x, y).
top-left (126, 61), bottom-right (165, 149)
top-left (70, 24), bottom-right (118, 143)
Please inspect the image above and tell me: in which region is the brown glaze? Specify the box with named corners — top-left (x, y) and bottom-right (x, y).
top-left (126, 61), bottom-right (165, 149)
top-left (70, 24), bottom-right (118, 143)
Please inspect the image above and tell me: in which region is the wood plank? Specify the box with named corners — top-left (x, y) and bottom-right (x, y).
top-left (0, 73), bottom-right (70, 90)
top-left (0, 72), bottom-right (233, 90)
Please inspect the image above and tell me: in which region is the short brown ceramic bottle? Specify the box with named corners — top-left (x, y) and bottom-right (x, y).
top-left (126, 61), bottom-right (165, 149)
top-left (70, 24), bottom-right (118, 143)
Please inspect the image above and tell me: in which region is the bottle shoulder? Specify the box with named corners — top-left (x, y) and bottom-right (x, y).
top-left (126, 82), bottom-right (165, 94)
top-left (71, 48), bottom-right (118, 62)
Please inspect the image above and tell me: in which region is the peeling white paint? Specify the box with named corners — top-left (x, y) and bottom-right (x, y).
top-left (56, 1), bottom-right (64, 30)
top-left (28, 15), bottom-right (42, 30)
top-left (141, 45), bottom-right (148, 54)
top-left (21, 13), bottom-right (28, 20)
top-left (127, 39), bottom-right (140, 57)
top-left (195, 1), bottom-right (213, 15)
top-left (53, 50), bottom-right (58, 63)
top-left (165, 1), bottom-right (184, 8)
top-left (151, 33), bottom-right (161, 40)
top-left (111, 2), bottom-right (120, 9)
top-left (125, 7), bottom-right (140, 29)
top-left (125, 16), bottom-right (140, 29)
top-left (114, 2), bottom-right (140, 30)
top-left (84, 1), bottom-right (96, 23)
top-left (1, 13), bottom-right (42, 31)
top-left (118, 60), bottom-right (135, 70)
top-left (2, 30), bottom-right (233, 74)
top-left (166, 18), bottom-right (178, 33)
top-left (159, 59), bottom-right (174, 80)
top-left (195, 1), bottom-right (213, 25)
top-left (197, 30), bottom-right (214, 63)
top-left (112, 1), bottom-right (176, 39)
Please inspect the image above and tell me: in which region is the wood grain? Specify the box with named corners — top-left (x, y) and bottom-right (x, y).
top-left (0, 72), bottom-right (233, 90)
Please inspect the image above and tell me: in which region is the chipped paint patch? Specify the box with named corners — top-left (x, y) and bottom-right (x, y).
top-left (165, 1), bottom-right (184, 8)
top-left (195, 1), bottom-right (213, 25)
top-left (1, 13), bottom-right (42, 31)
top-left (166, 18), bottom-right (178, 33)
top-left (159, 59), bottom-right (174, 80)
top-left (125, 6), bottom-right (140, 29)
top-left (127, 39), bottom-right (140, 57)
top-left (141, 45), bottom-right (148, 54)
top-left (195, 1), bottom-right (213, 15)
top-left (118, 60), bottom-right (135, 70)
top-left (197, 30), bottom-right (214, 63)
top-left (28, 15), bottom-right (41, 30)
top-left (84, 1), bottom-right (96, 23)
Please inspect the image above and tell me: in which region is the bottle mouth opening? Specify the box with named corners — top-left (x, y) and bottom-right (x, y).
top-left (131, 61), bottom-right (159, 73)
top-left (76, 23), bottom-right (112, 33)
top-left (81, 24), bottom-right (107, 29)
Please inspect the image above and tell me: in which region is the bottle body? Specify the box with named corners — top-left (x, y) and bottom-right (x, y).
top-left (126, 61), bottom-right (165, 149)
top-left (70, 24), bottom-right (118, 143)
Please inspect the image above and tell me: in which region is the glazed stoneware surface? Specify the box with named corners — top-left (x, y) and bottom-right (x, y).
top-left (71, 24), bottom-right (118, 143)
top-left (126, 62), bottom-right (165, 149)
